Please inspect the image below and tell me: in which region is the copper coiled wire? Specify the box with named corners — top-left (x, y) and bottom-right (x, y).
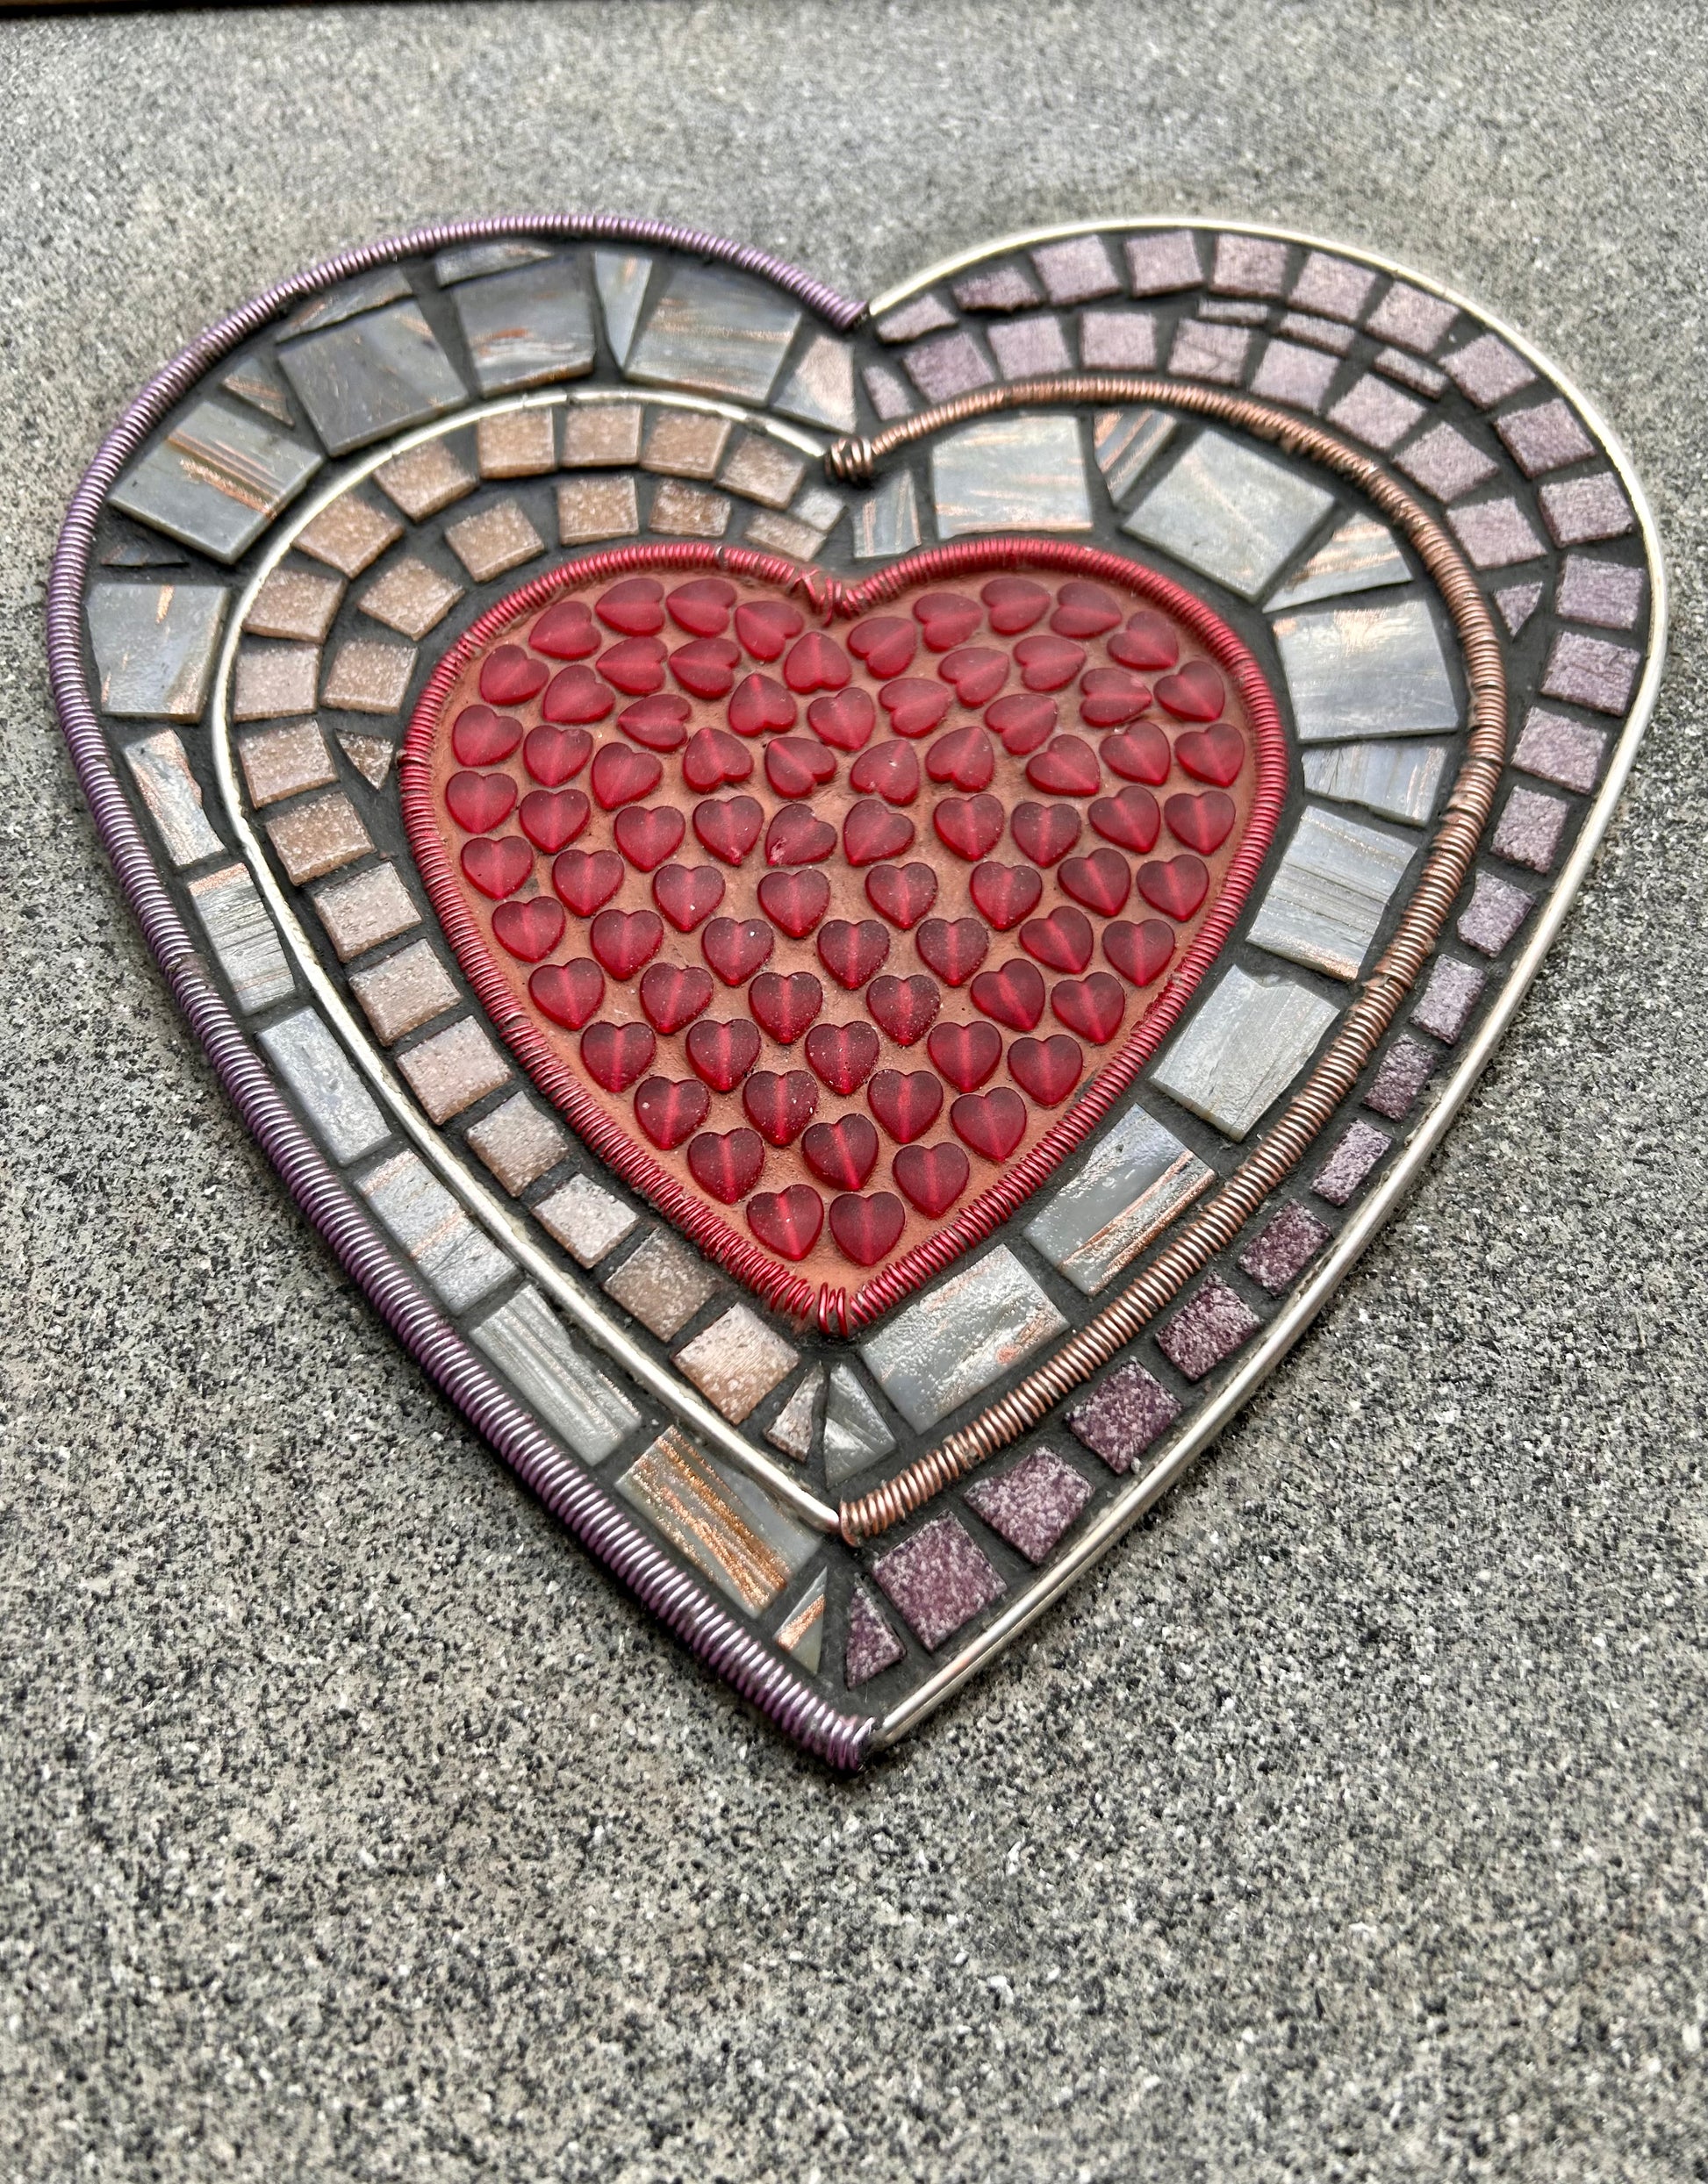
top-left (834, 376), bottom-right (1508, 1543)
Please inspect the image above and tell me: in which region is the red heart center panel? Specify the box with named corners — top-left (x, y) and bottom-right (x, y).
top-left (403, 543), bottom-right (1285, 1326)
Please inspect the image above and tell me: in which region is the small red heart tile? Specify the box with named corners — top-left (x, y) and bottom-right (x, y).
top-left (745, 1184), bottom-right (823, 1261)
top-left (1079, 667), bottom-right (1152, 728)
top-left (749, 970), bottom-right (823, 1043)
top-left (1008, 1033), bottom-right (1084, 1105)
top-left (865, 862), bottom-right (938, 928)
top-left (849, 740), bottom-right (921, 805)
top-left (634, 1074), bottom-right (710, 1149)
top-left (618, 695), bottom-right (692, 751)
top-left (1137, 855), bottom-right (1211, 922)
top-left (981, 575), bottom-right (1051, 634)
top-left (1174, 721), bottom-right (1246, 786)
top-left (1014, 633), bottom-right (1086, 691)
top-left (879, 677), bottom-right (952, 737)
top-left (528, 958), bottom-right (604, 1030)
top-left (807, 686), bottom-right (876, 753)
top-left (613, 805), bottom-right (685, 870)
top-left (519, 789), bottom-right (590, 854)
top-left (581, 1020), bottom-right (656, 1092)
top-left (446, 770), bottom-right (517, 835)
top-left (869, 1068), bottom-right (944, 1143)
top-left (528, 599), bottom-right (599, 658)
top-left (735, 598), bottom-right (803, 660)
top-left (685, 1016), bottom-right (761, 1092)
top-left (664, 577), bottom-right (736, 638)
top-left (933, 794), bottom-right (1006, 861)
top-left (1010, 800), bottom-right (1080, 865)
top-left (1107, 608), bottom-right (1181, 670)
top-left (681, 727), bottom-right (752, 791)
top-left (915, 916), bottom-right (990, 987)
top-left (756, 869), bottom-right (829, 939)
top-left (1051, 971), bottom-right (1126, 1044)
top-left (926, 726), bottom-right (995, 791)
top-left (1164, 790), bottom-right (1237, 855)
top-left (893, 1141), bottom-right (969, 1216)
top-left (866, 974), bottom-right (940, 1046)
top-left (986, 692), bottom-right (1058, 755)
top-left (802, 1113), bottom-right (880, 1190)
top-left (1019, 906), bottom-right (1094, 973)
top-left (938, 647), bottom-right (1008, 706)
top-left (1089, 785), bottom-right (1160, 852)
top-left (784, 631), bottom-right (851, 693)
top-left (969, 861), bottom-right (1044, 930)
top-left (461, 835), bottom-right (531, 899)
top-left (1103, 918), bottom-right (1176, 987)
top-left (693, 795), bottom-right (764, 864)
top-left (727, 672), bottom-right (796, 735)
top-left (1026, 735), bottom-right (1102, 797)
top-left (551, 847), bottom-right (624, 916)
top-left (523, 724), bottom-right (592, 784)
top-left (843, 800), bottom-right (915, 866)
top-left (589, 906), bottom-right (663, 980)
top-left (951, 1085), bottom-right (1028, 1161)
top-left (927, 1019), bottom-right (1004, 1092)
top-left (817, 918), bottom-right (891, 990)
top-left (595, 576), bottom-right (666, 635)
top-left (1059, 846), bottom-right (1133, 916)
top-left (743, 1068), bottom-right (818, 1147)
top-left (1051, 581), bottom-right (1123, 637)
top-left (453, 705), bottom-right (524, 766)
top-left (639, 962), bottom-right (713, 1035)
top-left (828, 1191), bottom-right (905, 1267)
top-left (653, 863), bottom-right (725, 932)
top-left (686, 1127), bottom-right (764, 1202)
top-left (766, 735), bottom-right (838, 798)
top-left (591, 744), bottom-right (663, 809)
top-left (542, 665), bottom-right (614, 725)
top-left (805, 1020), bottom-right (880, 1096)
top-left (768, 805), bottom-right (839, 865)
top-left (701, 916), bottom-right (774, 986)
top-left (1154, 659), bottom-right (1227, 721)
top-left (848, 616), bottom-right (917, 677)
top-left (599, 636), bottom-right (667, 697)
top-left (492, 896), bottom-right (565, 963)
top-left (914, 591), bottom-right (983, 650)
top-left (970, 957), bottom-right (1045, 1032)
top-left (479, 644), bottom-right (549, 706)
top-left (1101, 725), bottom-right (1172, 784)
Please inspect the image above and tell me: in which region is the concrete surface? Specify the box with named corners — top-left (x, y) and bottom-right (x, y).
top-left (3, 4), bottom-right (1705, 2177)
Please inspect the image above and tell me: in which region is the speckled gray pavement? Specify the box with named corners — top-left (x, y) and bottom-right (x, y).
top-left (3, 4), bottom-right (1705, 2178)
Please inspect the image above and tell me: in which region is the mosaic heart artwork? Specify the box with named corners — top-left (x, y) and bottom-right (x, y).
top-left (49, 218), bottom-right (1665, 1768)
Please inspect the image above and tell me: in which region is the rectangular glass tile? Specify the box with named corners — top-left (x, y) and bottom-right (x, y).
top-left (1496, 398), bottom-right (1596, 478)
top-left (672, 1303), bottom-right (798, 1424)
top-left (1093, 408), bottom-right (1175, 504)
top-left (964, 1448), bottom-right (1091, 1566)
top-left (1327, 376), bottom-right (1426, 452)
top-left (1300, 739), bottom-right (1449, 826)
top-left (1125, 428), bottom-right (1334, 601)
top-left (614, 1427), bottom-right (816, 1615)
top-left (434, 240), bottom-right (552, 288)
top-left (88, 582), bottom-right (228, 720)
top-left (453, 258), bottom-right (594, 394)
top-left (1211, 233), bottom-right (1290, 297)
top-left (904, 330), bottom-right (997, 404)
top-left (186, 863), bottom-right (293, 1013)
top-left (822, 1362), bottom-right (896, 1487)
top-left (771, 333), bottom-right (858, 433)
top-left (592, 250), bottom-right (652, 369)
top-left (1395, 423), bottom-right (1497, 501)
top-left (282, 268), bottom-right (412, 337)
top-left (110, 402), bottom-right (323, 565)
top-left (1279, 311), bottom-right (1356, 354)
top-left (356, 1149), bottom-right (512, 1312)
top-left (463, 1092), bottom-right (567, 1195)
top-left (1410, 956), bottom-right (1488, 1046)
top-left (1024, 1101), bottom-right (1213, 1296)
top-left (1266, 516), bottom-right (1408, 609)
top-left (1068, 1360), bottom-right (1180, 1474)
top-left (244, 566), bottom-right (343, 644)
top-left (626, 262), bottom-right (800, 405)
top-left (259, 1007), bottom-right (389, 1164)
top-left (444, 500), bottom-right (547, 583)
top-left (476, 408), bottom-right (558, 479)
top-left (239, 720), bottom-right (337, 807)
top-left (1310, 1119), bottom-right (1392, 1206)
top-left (1491, 785), bottom-right (1570, 873)
top-left (558, 476), bottom-right (640, 543)
top-left (860, 1246), bottom-right (1067, 1433)
top-left (220, 352), bottom-right (295, 426)
top-left (1539, 475), bottom-right (1636, 548)
top-left (1457, 870), bottom-right (1534, 957)
top-left (123, 730), bottom-right (224, 867)
top-left (395, 1017), bottom-right (509, 1123)
top-left (1441, 333), bottom-right (1536, 407)
top-left (312, 861), bottom-right (420, 963)
top-left (1374, 347), bottom-right (1447, 398)
top-left (1151, 966), bottom-right (1339, 1140)
top-left (931, 413), bottom-right (1092, 538)
top-left (277, 303), bottom-right (468, 456)
top-left (1157, 1276), bottom-right (1259, 1382)
top-left (534, 1174), bottom-right (641, 1268)
top-left (954, 265), bottom-right (1040, 311)
top-left (349, 936), bottom-right (457, 1042)
top-left (1272, 597), bottom-right (1459, 741)
top-left (294, 489), bottom-right (404, 576)
top-left (469, 1285), bottom-right (640, 1462)
top-left (851, 467), bottom-right (922, 561)
top-left (773, 1570), bottom-right (826, 1674)
top-left (356, 556), bottom-right (463, 641)
top-left (1247, 806), bottom-right (1417, 981)
top-left (562, 402), bottom-right (643, 468)
top-left (371, 440), bottom-right (477, 520)
top-left (233, 643), bottom-right (319, 722)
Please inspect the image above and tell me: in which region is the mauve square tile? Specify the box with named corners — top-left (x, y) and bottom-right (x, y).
top-left (1410, 956), bottom-right (1488, 1045)
top-left (903, 330), bottom-right (996, 404)
top-left (1210, 234), bottom-right (1289, 297)
top-left (1447, 498), bottom-right (1546, 569)
top-left (1512, 705), bottom-right (1608, 793)
top-left (1540, 631), bottom-right (1640, 715)
top-left (1327, 376), bottom-right (1425, 452)
top-left (1156, 1277), bottom-right (1260, 1382)
top-left (1310, 1120), bottom-right (1392, 1207)
top-left (1363, 1035), bottom-right (1437, 1121)
top-left (1492, 785), bottom-right (1571, 873)
top-left (1496, 398), bottom-right (1595, 477)
top-left (1288, 251), bottom-right (1377, 322)
top-left (965, 1449), bottom-right (1093, 1565)
top-left (1395, 424), bottom-right (1497, 501)
top-left (872, 1516), bottom-right (1004, 1651)
top-left (1456, 871), bottom-right (1534, 957)
top-left (1124, 231), bottom-right (1204, 295)
top-left (1441, 333), bottom-right (1536, 407)
top-left (1030, 234), bottom-right (1123, 305)
top-left (1555, 555), bottom-right (1645, 630)
top-left (1168, 319), bottom-right (1251, 385)
top-left (1539, 474), bottom-right (1635, 547)
top-left (1238, 1202), bottom-right (1331, 1295)
top-left (1068, 1361), bottom-right (1181, 1474)
top-left (1363, 282), bottom-right (1457, 354)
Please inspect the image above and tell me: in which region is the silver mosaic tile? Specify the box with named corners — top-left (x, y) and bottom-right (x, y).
top-left (1272, 597), bottom-right (1459, 742)
top-left (773, 1570), bottom-right (826, 1674)
top-left (1151, 966), bottom-right (1339, 1140)
top-left (185, 863), bottom-right (294, 1014)
top-left (822, 1364), bottom-right (897, 1487)
top-left (110, 403), bottom-right (323, 563)
top-left (1124, 429), bottom-right (1334, 601)
top-left (765, 1366), bottom-right (823, 1462)
top-left (614, 1427), bottom-right (817, 1614)
top-left (88, 582), bottom-right (229, 720)
top-left (850, 466), bottom-right (922, 561)
top-left (434, 240), bottom-right (553, 288)
top-left (626, 263), bottom-right (800, 406)
top-left (592, 251), bottom-right (651, 369)
top-left (219, 352), bottom-right (295, 426)
top-left (772, 333), bottom-right (858, 433)
top-left (1300, 738), bottom-right (1449, 826)
top-left (1093, 409), bottom-right (1176, 505)
top-left (123, 731), bottom-right (225, 868)
top-left (930, 414), bottom-right (1092, 538)
top-left (860, 1247), bottom-right (1067, 1433)
top-left (1247, 806), bottom-right (1417, 981)
top-left (470, 1285), bottom-right (640, 1463)
top-left (1266, 516), bottom-right (1409, 609)
top-left (356, 1149), bottom-right (512, 1312)
top-left (277, 303), bottom-right (469, 457)
top-left (281, 268), bottom-right (412, 336)
top-left (258, 1007), bottom-right (390, 1164)
top-left (1023, 1101), bottom-right (1214, 1296)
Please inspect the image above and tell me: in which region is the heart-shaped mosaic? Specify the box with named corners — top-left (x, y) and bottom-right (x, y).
top-left (49, 218), bottom-right (1664, 1769)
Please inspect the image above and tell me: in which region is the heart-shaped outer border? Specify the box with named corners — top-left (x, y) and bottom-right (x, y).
top-left (400, 535), bottom-right (1288, 1333)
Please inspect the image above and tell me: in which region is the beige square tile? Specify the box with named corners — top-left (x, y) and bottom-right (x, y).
top-left (322, 637), bottom-right (416, 713)
top-left (719, 434), bottom-right (807, 509)
top-left (312, 861), bottom-right (420, 961)
top-left (562, 403), bottom-right (642, 468)
top-left (396, 1017), bottom-right (509, 1121)
top-left (445, 499), bottom-right (547, 582)
top-left (295, 491), bottom-right (404, 577)
top-left (673, 1303), bottom-right (798, 1422)
top-left (602, 1229), bottom-right (718, 1339)
top-left (649, 479), bottom-right (730, 538)
top-left (348, 938), bottom-right (459, 1042)
top-left (642, 410), bottom-right (731, 479)
top-left (557, 476), bottom-right (639, 544)
top-left (373, 440), bottom-right (477, 519)
top-left (357, 556), bottom-right (464, 641)
top-left (243, 566), bottom-right (344, 642)
top-left (238, 719), bottom-right (336, 807)
top-left (464, 1092), bottom-right (568, 1194)
top-left (477, 409), bottom-right (558, 478)
top-left (744, 510), bottom-right (825, 561)
top-left (263, 790), bottom-right (374, 884)
top-left (233, 643), bottom-right (319, 722)
top-left (535, 1175), bottom-right (641, 1266)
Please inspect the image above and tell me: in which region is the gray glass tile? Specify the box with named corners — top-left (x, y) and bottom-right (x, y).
top-left (281, 268), bottom-right (412, 336)
top-left (1151, 966), bottom-right (1338, 1140)
top-left (1124, 429), bottom-right (1334, 601)
top-left (673, 1304), bottom-right (798, 1424)
top-left (278, 303), bottom-right (468, 456)
top-left (1300, 739), bottom-right (1449, 826)
top-left (1123, 230), bottom-right (1204, 295)
top-left (123, 731), bottom-right (225, 867)
top-left (220, 352), bottom-right (295, 426)
top-left (987, 314), bottom-right (1073, 379)
top-left (1266, 516), bottom-right (1409, 609)
top-left (1023, 1101), bottom-right (1213, 1297)
top-left (452, 258), bottom-right (595, 394)
top-left (850, 466), bottom-right (922, 561)
top-left (1540, 631), bottom-right (1640, 716)
top-left (1093, 409), bottom-right (1175, 504)
top-left (1166, 319), bottom-right (1251, 384)
top-left (627, 262), bottom-right (800, 405)
top-left (874, 294), bottom-right (956, 343)
top-left (822, 1363), bottom-right (896, 1487)
top-left (434, 240), bottom-right (553, 288)
top-left (259, 1007), bottom-right (389, 1164)
top-left (470, 1285), bottom-right (640, 1462)
top-left (774, 1570), bottom-right (826, 1674)
top-left (1079, 309), bottom-right (1158, 369)
top-left (185, 863), bottom-right (294, 1014)
top-left (931, 414), bottom-right (1092, 538)
top-left (616, 1427), bottom-right (817, 1615)
top-left (904, 330), bottom-right (996, 404)
top-left (772, 333), bottom-right (858, 432)
top-left (860, 1246), bottom-right (1067, 1433)
top-left (1247, 806), bottom-right (1417, 981)
top-left (1272, 598), bottom-right (1459, 742)
top-left (1511, 706), bottom-right (1607, 794)
top-left (744, 508), bottom-right (827, 561)
top-left (1031, 234), bottom-right (1123, 304)
top-left (99, 533), bottom-right (187, 568)
top-left (592, 250), bottom-right (651, 369)
top-left (534, 1175), bottom-right (641, 1269)
top-left (765, 1366), bottom-right (823, 1462)
top-left (356, 1149), bottom-right (512, 1311)
top-left (110, 402), bottom-right (323, 563)
top-left (88, 581), bottom-right (228, 720)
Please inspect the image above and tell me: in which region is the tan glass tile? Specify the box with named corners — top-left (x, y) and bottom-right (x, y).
top-left (601, 1229), bottom-right (719, 1339)
top-left (557, 475), bottom-right (639, 543)
top-left (294, 490), bottom-right (404, 578)
top-left (395, 1017), bottom-right (509, 1121)
top-left (649, 479), bottom-right (730, 538)
top-left (337, 732), bottom-right (396, 788)
top-left (445, 498), bottom-right (547, 582)
top-left (243, 566), bottom-right (344, 643)
top-left (357, 556), bottom-right (464, 641)
top-left (372, 439), bottom-right (477, 519)
top-left (718, 433), bottom-right (807, 509)
top-left (348, 938), bottom-right (460, 1043)
top-left (641, 410), bottom-right (731, 479)
top-left (673, 1304), bottom-right (798, 1424)
top-left (238, 719), bottom-right (337, 807)
top-left (464, 1092), bottom-right (569, 1195)
top-left (477, 408), bottom-right (558, 478)
top-left (744, 509), bottom-right (823, 561)
top-left (535, 1176), bottom-right (642, 1267)
top-left (562, 403), bottom-right (642, 468)
top-left (262, 790), bottom-right (374, 884)
top-left (312, 861), bottom-right (420, 962)
top-left (232, 643), bottom-right (319, 722)
top-left (322, 637), bottom-right (416, 714)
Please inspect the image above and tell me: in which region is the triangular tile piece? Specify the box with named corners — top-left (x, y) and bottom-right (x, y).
top-left (822, 1364), bottom-right (896, 1486)
top-left (594, 250), bottom-right (651, 369)
top-left (1267, 514), bottom-right (1410, 608)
